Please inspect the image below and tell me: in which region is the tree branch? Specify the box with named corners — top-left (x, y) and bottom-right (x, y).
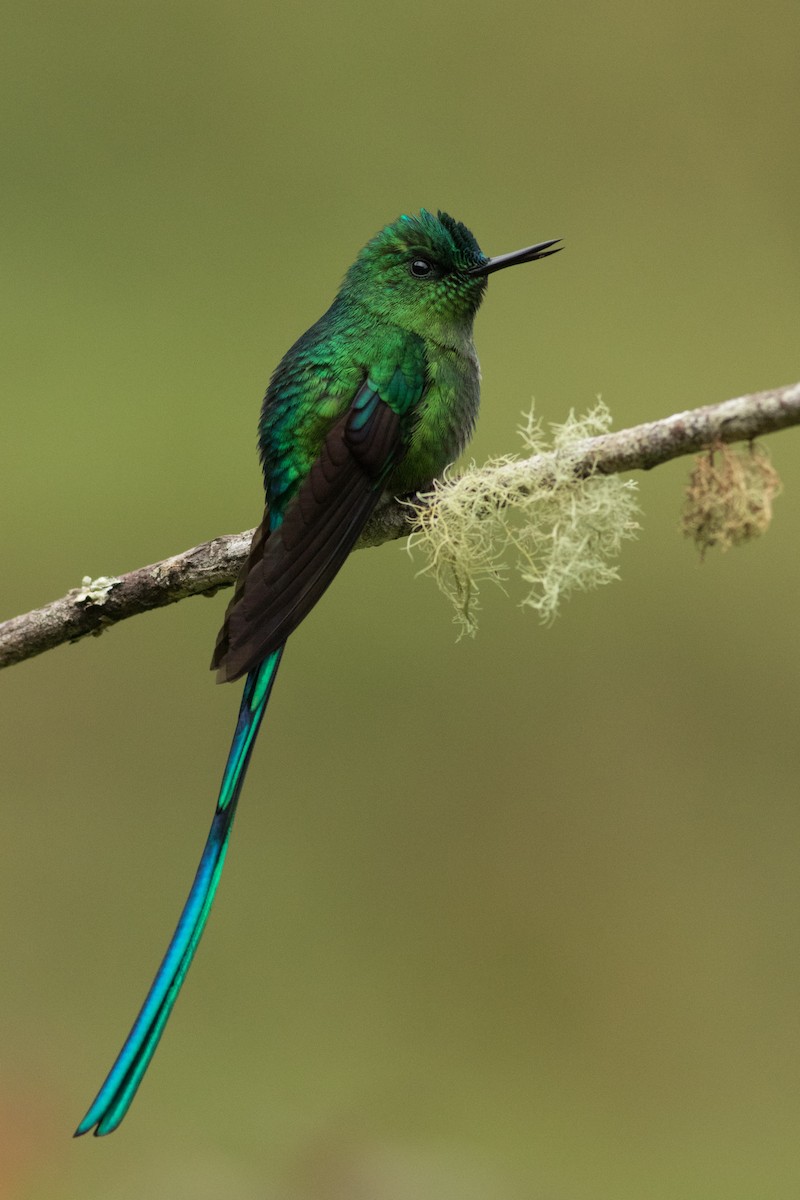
top-left (3, 380), bottom-right (799, 672)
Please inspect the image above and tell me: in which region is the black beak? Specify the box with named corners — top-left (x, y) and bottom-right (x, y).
top-left (468, 238), bottom-right (563, 277)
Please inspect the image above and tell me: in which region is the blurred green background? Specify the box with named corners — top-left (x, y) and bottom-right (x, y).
top-left (2, 1), bottom-right (799, 1196)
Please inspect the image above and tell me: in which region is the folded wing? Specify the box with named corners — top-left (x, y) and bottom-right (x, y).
top-left (212, 381), bottom-right (406, 682)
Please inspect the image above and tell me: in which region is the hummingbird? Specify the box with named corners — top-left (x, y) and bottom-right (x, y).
top-left (75, 210), bottom-right (561, 1136)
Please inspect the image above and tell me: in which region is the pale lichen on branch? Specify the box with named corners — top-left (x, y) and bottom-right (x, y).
top-left (407, 402), bottom-right (640, 634)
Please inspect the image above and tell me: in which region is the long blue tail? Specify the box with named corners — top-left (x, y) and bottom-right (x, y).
top-left (74, 647), bottom-right (284, 1137)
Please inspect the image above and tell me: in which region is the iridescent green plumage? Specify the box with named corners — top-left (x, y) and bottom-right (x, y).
top-left (75, 211), bottom-right (561, 1135)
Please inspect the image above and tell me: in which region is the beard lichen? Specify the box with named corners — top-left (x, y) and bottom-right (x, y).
top-left (407, 401), bottom-right (639, 635)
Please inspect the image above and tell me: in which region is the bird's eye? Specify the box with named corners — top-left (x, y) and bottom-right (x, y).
top-left (409, 258), bottom-right (433, 278)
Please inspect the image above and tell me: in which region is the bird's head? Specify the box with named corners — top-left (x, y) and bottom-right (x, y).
top-left (341, 209), bottom-right (561, 345)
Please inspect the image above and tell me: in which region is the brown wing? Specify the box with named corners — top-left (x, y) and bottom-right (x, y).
top-left (211, 391), bottom-right (403, 683)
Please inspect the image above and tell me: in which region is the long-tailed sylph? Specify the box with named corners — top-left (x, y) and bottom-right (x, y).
top-left (75, 210), bottom-right (561, 1136)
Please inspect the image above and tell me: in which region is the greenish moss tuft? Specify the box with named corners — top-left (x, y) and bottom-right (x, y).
top-left (407, 401), bottom-right (639, 635)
